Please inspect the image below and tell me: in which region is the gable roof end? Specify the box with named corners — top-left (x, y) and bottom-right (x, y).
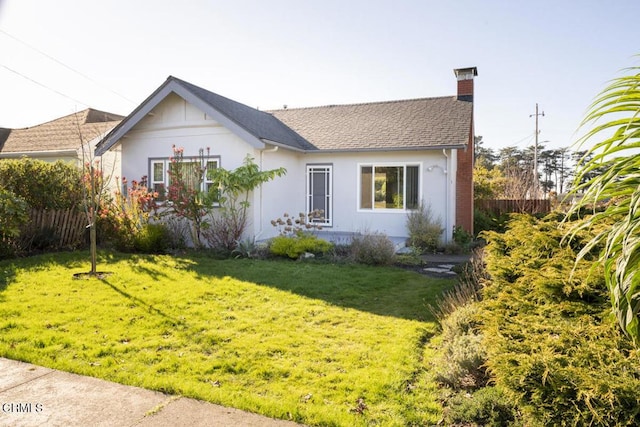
top-left (95, 77), bottom-right (316, 156)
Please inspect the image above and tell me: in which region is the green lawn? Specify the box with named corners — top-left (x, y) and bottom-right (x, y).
top-left (0, 251), bottom-right (453, 426)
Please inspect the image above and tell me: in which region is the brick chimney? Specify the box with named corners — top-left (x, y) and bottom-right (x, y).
top-left (454, 67), bottom-right (478, 102)
top-left (453, 66), bottom-right (477, 235)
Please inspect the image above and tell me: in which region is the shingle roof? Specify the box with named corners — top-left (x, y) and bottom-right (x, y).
top-left (96, 76), bottom-right (473, 155)
top-left (0, 109), bottom-right (123, 153)
top-left (269, 96), bottom-right (472, 151)
top-left (172, 77), bottom-right (316, 151)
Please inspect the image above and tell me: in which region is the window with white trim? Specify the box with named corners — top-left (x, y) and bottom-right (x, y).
top-left (149, 157), bottom-right (219, 201)
top-left (359, 164), bottom-right (419, 210)
top-left (306, 165), bottom-right (332, 226)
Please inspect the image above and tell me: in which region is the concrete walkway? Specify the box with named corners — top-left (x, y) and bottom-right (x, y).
top-left (0, 358), bottom-right (305, 427)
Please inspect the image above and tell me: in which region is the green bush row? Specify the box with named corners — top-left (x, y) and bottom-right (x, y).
top-left (480, 213), bottom-right (640, 426)
top-left (0, 159), bottom-right (83, 210)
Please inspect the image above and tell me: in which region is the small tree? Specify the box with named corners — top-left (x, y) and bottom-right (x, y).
top-left (80, 159), bottom-right (109, 274)
top-left (205, 155), bottom-right (286, 250)
top-left (165, 146), bottom-right (213, 248)
top-left (76, 113), bottom-right (115, 275)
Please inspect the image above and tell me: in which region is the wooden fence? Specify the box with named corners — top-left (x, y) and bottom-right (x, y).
top-left (476, 199), bottom-right (551, 216)
top-left (25, 209), bottom-right (87, 249)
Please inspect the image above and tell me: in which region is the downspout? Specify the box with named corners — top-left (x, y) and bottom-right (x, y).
top-left (256, 146), bottom-right (279, 240)
top-left (442, 148), bottom-right (450, 244)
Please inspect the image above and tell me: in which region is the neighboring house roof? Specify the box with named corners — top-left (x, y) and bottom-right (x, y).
top-left (269, 97), bottom-right (472, 151)
top-left (96, 76), bottom-right (473, 155)
top-left (0, 109), bottom-right (123, 155)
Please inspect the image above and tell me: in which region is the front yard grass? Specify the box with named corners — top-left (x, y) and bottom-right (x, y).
top-left (0, 251), bottom-right (453, 426)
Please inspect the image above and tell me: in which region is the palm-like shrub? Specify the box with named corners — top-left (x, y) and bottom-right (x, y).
top-left (566, 63), bottom-right (640, 345)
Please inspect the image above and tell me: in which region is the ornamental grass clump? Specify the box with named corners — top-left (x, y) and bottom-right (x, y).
top-left (406, 202), bottom-right (443, 252)
top-left (350, 232), bottom-right (396, 266)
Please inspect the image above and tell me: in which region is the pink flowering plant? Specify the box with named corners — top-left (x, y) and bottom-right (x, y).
top-left (165, 146), bottom-right (216, 248)
top-left (98, 176), bottom-right (159, 251)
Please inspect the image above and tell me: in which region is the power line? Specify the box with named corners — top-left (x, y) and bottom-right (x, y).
top-left (0, 28), bottom-right (136, 105)
top-left (509, 132), bottom-right (536, 147)
top-left (0, 63), bottom-right (92, 107)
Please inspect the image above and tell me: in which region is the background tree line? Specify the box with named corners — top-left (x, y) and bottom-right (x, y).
top-left (473, 136), bottom-right (604, 201)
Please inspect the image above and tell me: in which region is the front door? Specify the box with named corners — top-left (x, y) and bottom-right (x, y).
top-left (306, 165), bottom-right (332, 226)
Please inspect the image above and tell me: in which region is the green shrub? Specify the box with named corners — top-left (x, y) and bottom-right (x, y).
top-left (0, 159), bottom-right (82, 209)
top-left (406, 202), bottom-right (442, 252)
top-left (452, 225), bottom-right (473, 247)
top-left (269, 233), bottom-right (333, 259)
top-left (133, 223), bottom-right (171, 254)
top-left (443, 387), bottom-right (518, 427)
top-left (434, 303), bottom-right (488, 390)
top-left (19, 226), bottom-right (60, 252)
top-left (350, 232), bottom-right (396, 266)
top-left (0, 189), bottom-right (29, 258)
top-left (480, 214), bottom-right (640, 426)
top-left (473, 207), bottom-right (509, 235)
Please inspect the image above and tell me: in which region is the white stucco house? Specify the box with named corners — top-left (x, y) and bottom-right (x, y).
top-left (95, 67), bottom-right (477, 245)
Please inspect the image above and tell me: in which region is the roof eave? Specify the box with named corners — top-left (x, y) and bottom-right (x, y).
top-left (303, 144), bottom-right (467, 154)
top-left (0, 149), bottom-right (79, 158)
top-left (260, 138), bottom-right (314, 153)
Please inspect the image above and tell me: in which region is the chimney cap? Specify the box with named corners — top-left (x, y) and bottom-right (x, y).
top-left (454, 67), bottom-right (478, 80)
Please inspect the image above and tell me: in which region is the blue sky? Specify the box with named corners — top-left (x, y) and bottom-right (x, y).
top-left (0, 0), bottom-right (638, 151)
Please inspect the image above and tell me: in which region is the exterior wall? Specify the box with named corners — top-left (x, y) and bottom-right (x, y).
top-left (256, 148), bottom-right (305, 239)
top-left (257, 149), bottom-right (456, 243)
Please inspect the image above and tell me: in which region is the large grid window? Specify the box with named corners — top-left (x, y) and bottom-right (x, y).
top-left (360, 164), bottom-right (419, 210)
top-left (150, 158), bottom-right (219, 201)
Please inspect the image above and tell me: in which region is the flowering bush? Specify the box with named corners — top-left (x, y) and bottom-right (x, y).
top-left (165, 146), bottom-right (215, 247)
top-left (271, 210), bottom-right (325, 236)
top-left (98, 176), bottom-right (160, 252)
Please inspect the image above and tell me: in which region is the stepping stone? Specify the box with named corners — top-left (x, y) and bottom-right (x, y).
top-left (423, 267), bottom-right (456, 274)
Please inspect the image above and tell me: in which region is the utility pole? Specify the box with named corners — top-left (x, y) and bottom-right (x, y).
top-left (530, 103), bottom-right (545, 197)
